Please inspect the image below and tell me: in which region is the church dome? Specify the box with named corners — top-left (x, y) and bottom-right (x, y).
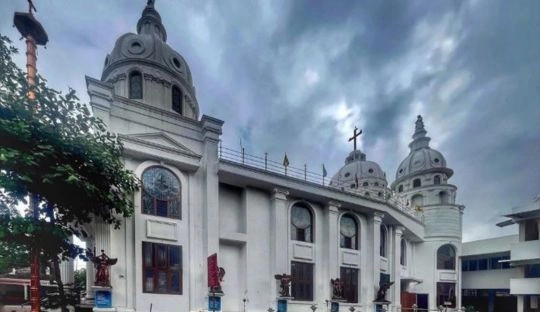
top-left (394, 115), bottom-right (453, 182)
top-left (330, 150), bottom-right (388, 190)
top-left (101, 1), bottom-right (193, 86)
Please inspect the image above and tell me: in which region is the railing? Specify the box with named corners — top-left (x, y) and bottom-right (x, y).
top-left (219, 144), bottom-right (422, 220)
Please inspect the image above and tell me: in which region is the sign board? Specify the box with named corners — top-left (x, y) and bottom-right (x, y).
top-left (330, 302), bottom-right (339, 312)
top-left (208, 296), bottom-right (221, 311)
top-left (277, 299), bottom-right (288, 312)
top-left (207, 253), bottom-right (219, 288)
top-left (95, 289), bottom-right (112, 308)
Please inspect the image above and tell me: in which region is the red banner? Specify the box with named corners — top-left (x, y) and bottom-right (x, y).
top-left (207, 253), bottom-right (219, 288)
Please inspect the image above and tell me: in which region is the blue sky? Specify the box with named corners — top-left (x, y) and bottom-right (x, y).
top-left (1, 0), bottom-right (539, 241)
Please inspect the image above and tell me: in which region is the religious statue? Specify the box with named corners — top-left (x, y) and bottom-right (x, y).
top-left (374, 281), bottom-right (394, 303)
top-left (330, 278), bottom-right (344, 299)
top-left (91, 250), bottom-right (118, 287)
top-left (274, 273), bottom-right (292, 297)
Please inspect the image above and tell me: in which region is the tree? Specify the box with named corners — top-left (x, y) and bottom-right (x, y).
top-left (0, 200), bottom-right (29, 274)
top-left (0, 34), bottom-right (139, 310)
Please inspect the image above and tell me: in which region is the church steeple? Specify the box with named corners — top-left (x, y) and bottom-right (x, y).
top-left (137, 0), bottom-right (167, 41)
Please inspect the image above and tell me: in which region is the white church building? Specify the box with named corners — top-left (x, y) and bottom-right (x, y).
top-left (81, 2), bottom-right (465, 311)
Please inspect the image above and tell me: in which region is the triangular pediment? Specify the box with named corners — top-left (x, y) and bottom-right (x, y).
top-left (120, 132), bottom-right (199, 158)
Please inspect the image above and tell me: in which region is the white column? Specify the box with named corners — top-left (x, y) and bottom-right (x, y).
top-left (392, 226), bottom-right (404, 311)
top-left (94, 221), bottom-right (111, 256)
top-left (271, 188), bottom-right (290, 277)
top-left (517, 295), bottom-right (524, 312)
top-left (201, 116), bottom-right (222, 258)
top-left (326, 201), bottom-right (341, 301)
top-left (367, 212), bottom-right (384, 310)
top-left (59, 236), bottom-right (75, 285)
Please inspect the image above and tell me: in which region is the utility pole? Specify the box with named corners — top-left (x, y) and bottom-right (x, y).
top-left (13, 1), bottom-right (48, 311)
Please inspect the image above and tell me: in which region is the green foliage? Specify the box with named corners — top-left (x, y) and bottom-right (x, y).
top-left (0, 33), bottom-right (139, 261)
top-left (74, 268), bottom-right (87, 289)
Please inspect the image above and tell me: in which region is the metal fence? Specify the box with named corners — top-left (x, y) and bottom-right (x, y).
top-left (218, 145), bottom-right (422, 220)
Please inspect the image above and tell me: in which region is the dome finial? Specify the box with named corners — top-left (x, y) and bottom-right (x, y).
top-left (409, 114), bottom-right (430, 150)
top-left (415, 115), bottom-right (424, 132)
top-left (137, 0), bottom-right (167, 41)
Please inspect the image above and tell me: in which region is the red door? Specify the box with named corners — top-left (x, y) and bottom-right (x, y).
top-left (401, 291), bottom-right (417, 309)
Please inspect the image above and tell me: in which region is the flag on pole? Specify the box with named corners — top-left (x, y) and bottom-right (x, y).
top-left (322, 164), bottom-right (327, 177)
top-left (283, 153), bottom-right (290, 167)
top-left (355, 173), bottom-right (359, 188)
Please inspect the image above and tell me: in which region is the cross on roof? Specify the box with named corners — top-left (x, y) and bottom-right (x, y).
top-left (28, 0), bottom-right (37, 14)
top-left (348, 127), bottom-right (362, 151)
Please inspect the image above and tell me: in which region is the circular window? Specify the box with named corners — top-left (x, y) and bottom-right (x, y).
top-left (434, 158), bottom-right (440, 163)
top-left (173, 57), bottom-right (181, 68)
top-left (378, 192), bottom-right (383, 197)
top-left (399, 168), bottom-right (404, 174)
top-left (127, 39), bottom-right (145, 55)
top-left (368, 168), bottom-right (374, 174)
top-left (104, 56), bottom-right (109, 66)
top-left (344, 172), bottom-right (350, 178)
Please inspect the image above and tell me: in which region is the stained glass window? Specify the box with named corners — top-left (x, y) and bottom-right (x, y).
top-left (291, 204), bottom-right (313, 242)
top-left (340, 267), bottom-right (359, 303)
top-left (340, 214), bottom-right (358, 249)
top-left (172, 86), bottom-right (183, 114)
top-left (129, 71), bottom-right (143, 99)
top-left (291, 261), bottom-right (313, 301)
top-left (437, 244), bottom-right (456, 270)
top-left (400, 239), bottom-right (407, 265)
top-left (380, 224), bottom-right (387, 257)
top-left (142, 242), bottom-right (182, 294)
top-left (142, 167), bottom-right (181, 219)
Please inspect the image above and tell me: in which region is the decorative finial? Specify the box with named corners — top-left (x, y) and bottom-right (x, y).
top-left (348, 127), bottom-right (362, 151)
top-left (415, 115), bottom-right (424, 132)
top-left (147, 0), bottom-right (155, 7)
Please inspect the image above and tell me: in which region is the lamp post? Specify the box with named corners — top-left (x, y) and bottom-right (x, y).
top-left (13, 1), bottom-right (48, 312)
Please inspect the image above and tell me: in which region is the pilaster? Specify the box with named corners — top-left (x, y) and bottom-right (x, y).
top-left (201, 115), bottom-right (223, 257)
top-left (271, 188), bottom-right (290, 275)
top-left (367, 212), bottom-right (384, 309)
top-left (326, 201), bottom-right (341, 301)
top-left (392, 226), bottom-right (404, 310)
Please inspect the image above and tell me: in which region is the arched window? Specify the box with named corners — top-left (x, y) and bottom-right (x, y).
top-left (437, 244), bottom-right (456, 270)
top-left (434, 175), bottom-right (441, 185)
top-left (141, 166), bottom-right (181, 219)
top-left (413, 178), bottom-right (421, 188)
top-left (172, 85), bottom-right (183, 114)
top-left (400, 239), bottom-right (407, 265)
top-left (129, 71), bottom-right (143, 99)
top-left (362, 182), bottom-right (369, 187)
top-left (380, 224), bottom-right (387, 257)
top-left (398, 185), bottom-right (404, 193)
top-left (291, 204), bottom-right (313, 243)
top-left (439, 191), bottom-right (449, 204)
top-left (340, 214), bottom-right (358, 250)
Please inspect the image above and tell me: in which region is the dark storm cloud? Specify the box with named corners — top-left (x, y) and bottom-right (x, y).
top-left (1, 0), bottom-right (538, 241)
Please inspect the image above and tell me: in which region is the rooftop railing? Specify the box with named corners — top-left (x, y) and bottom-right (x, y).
top-left (219, 144), bottom-right (422, 220)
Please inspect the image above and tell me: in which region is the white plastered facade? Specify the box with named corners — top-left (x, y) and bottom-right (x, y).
top-left (81, 2), bottom-right (465, 312)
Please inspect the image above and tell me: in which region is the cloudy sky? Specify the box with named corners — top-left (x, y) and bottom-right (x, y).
top-left (1, 0), bottom-right (539, 242)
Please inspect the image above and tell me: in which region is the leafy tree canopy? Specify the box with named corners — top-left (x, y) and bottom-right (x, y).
top-left (0, 34), bottom-right (139, 261)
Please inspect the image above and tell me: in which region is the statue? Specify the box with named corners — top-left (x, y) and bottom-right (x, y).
top-left (274, 274), bottom-right (292, 297)
top-left (374, 281), bottom-right (394, 303)
top-left (91, 250), bottom-right (117, 287)
top-left (330, 278), bottom-right (344, 299)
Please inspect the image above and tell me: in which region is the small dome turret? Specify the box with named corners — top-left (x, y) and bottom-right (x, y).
top-left (392, 115), bottom-right (453, 188)
top-left (100, 0), bottom-right (199, 119)
top-left (330, 149), bottom-right (388, 192)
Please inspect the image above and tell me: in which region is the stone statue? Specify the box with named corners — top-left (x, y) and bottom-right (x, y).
top-left (374, 281), bottom-right (394, 303)
top-left (91, 250), bottom-right (117, 287)
top-left (274, 274), bottom-right (292, 297)
top-left (330, 278), bottom-right (344, 299)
